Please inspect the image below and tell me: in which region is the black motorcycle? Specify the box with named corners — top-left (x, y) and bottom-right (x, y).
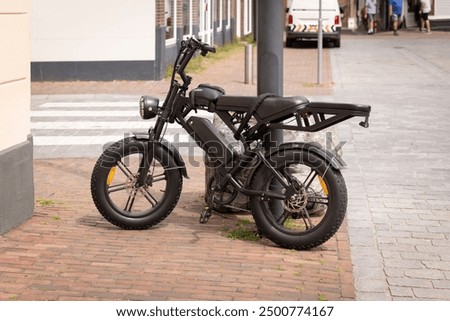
top-left (91, 37), bottom-right (371, 250)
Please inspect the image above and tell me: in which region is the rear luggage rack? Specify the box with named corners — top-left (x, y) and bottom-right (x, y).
top-left (244, 101), bottom-right (371, 140)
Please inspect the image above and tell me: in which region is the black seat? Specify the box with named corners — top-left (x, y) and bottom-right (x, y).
top-left (215, 96), bottom-right (256, 112)
top-left (256, 96), bottom-right (309, 120)
top-left (190, 84), bottom-right (225, 110)
top-left (216, 95), bottom-right (309, 121)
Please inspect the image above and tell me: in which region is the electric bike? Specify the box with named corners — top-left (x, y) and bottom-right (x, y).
top-left (90, 37), bottom-right (371, 250)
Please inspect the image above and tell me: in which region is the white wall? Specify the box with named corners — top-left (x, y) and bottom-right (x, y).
top-left (0, 0), bottom-right (31, 151)
top-left (32, 0), bottom-right (156, 62)
top-left (434, 0), bottom-right (450, 18)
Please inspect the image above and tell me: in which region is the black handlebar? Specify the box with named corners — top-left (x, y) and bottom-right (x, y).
top-left (201, 45), bottom-right (215, 56)
top-left (187, 37), bottom-right (215, 54)
top-left (204, 45), bottom-right (216, 53)
top-left (175, 37), bottom-right (216, 86)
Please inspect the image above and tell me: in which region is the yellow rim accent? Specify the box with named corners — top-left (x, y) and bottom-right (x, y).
top-left (318, 176), bottom-right (328, 196)
top-left (107, 166), bottom-right (116, 186)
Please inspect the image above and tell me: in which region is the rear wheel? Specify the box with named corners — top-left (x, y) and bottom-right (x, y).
top-left (90, 138), bottom-right (183, 229)
top-left (250, 148), bottom-right (347, 250)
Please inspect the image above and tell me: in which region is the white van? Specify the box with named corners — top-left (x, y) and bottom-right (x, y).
top-left (286, 0), bottom-right (342, 48)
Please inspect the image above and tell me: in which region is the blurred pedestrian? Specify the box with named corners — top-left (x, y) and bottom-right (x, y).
top-left (389, 0), bottom-right (403, 36)
top-left (420, 0), bottom-right (432, 34)
top-left (365, 0), bottom-right (377, 34)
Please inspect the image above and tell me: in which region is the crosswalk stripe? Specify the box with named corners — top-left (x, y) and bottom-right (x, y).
top-left (33, 121), bottom-right (171, 130)
top-left (31, 109), bottom-right (214, 118)
top-left (33, 134), bottom-right (193, 146)
top-left (34, 136), bottom-right (125, 146)
top-left (39, 102), bottom-right (139, 108)
top-left (31, 110), bottom-right (139, 117)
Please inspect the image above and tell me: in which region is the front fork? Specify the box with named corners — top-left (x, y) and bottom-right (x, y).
top-left (135, 117), bottom-right (166, 188)
top-left (135, 142), bottom-right (153, 188)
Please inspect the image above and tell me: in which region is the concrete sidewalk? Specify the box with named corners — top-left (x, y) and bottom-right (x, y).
top-left (333, 30), bottom-right (450, 300)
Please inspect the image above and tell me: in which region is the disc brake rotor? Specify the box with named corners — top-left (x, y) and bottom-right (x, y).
top-left (283, 179), bottom-right (308, 213)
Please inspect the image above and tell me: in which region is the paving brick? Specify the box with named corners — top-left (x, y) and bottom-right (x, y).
top-left (401, 251), bottom-right (440, 261)
top-left (376, 230), bottom-right (412, 239)
top-left (356, 292), bottom-right (390, 301)
top-left (378, 244), bottom-right (417, 253)
top-left (413, 288), bottom-right (450, 300)
top-left (404, 269), bottom-right (445, 280)
top-left (387, 277), bottom-right (433, 289)
top-left (384, 259), bottom-right (424, 269)
top-left (422, 261), bottom-right (450, 271)
top-left (396, 237), bottom-right (433, 246)
top-left (391, 224), bottom-right (428, 233)
top-left (432, 280), bottom-right (450, 289)
top-left (389, 286), bottom-right (414, 298)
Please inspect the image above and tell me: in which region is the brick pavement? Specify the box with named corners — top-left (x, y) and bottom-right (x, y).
top-left (0, 158), bottom-right (354, 301)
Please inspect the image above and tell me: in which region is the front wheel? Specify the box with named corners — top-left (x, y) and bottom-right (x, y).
top-left (250, 148), bottom-right (347, 250)
top-left (90, 137), bottom-right (183, 229)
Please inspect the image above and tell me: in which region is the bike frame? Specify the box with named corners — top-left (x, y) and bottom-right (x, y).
top-left (139, 38), bottom-right (289, 201)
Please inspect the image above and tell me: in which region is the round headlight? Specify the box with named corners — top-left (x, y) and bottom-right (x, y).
top-left (139, 96), bottom-right (159, 119)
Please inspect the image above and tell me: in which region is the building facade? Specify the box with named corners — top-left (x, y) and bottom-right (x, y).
top-left (0, 0), bottom-right (34, 234)
top-left (31, 0), bottom-right (254, 82)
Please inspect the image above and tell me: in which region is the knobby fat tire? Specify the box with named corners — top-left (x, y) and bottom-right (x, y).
top-left (90, 138), bottom-right (183, 229)
top-left (250, 149), bottom-right (347, 250)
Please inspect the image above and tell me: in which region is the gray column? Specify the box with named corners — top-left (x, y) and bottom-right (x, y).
top-left (257, 0), bottom-right (284, 149)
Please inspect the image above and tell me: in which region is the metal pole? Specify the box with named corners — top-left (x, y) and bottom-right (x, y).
top-left (317, 0), bottom-right (323, 84)
top-left (257, 0), bottom-right (284, 216)
top-left (257, 0), bottom-right (283, 148)
top-left (245, 44), bottom-right (252, 84)
top-left (257, 0), bottom-right (283, 111)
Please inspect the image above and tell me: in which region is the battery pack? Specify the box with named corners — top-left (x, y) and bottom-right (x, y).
top-left (187, 116), bottom-right (235, 166)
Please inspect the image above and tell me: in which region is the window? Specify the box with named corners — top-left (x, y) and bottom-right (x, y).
top-left (183, 0), bottom-right (193, 36)
top-left (244, 0), bottom-right (252, 35)
top-left (226, 0), bottom-right (231, 29)
top-left (199, 0), bottom-right (213, 43)
top-left (165, 0), bottom-right (176, 43)
top-left (216, 0), bottom-right (223, 31)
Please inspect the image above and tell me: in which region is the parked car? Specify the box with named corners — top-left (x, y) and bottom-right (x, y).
top-left (286, 0), bottom-right (342, 48)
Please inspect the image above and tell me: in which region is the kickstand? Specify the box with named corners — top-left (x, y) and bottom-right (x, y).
top-left (199, 207), bottom-right (212, 224)
top-left (199, 187), bottom-right (214, 224)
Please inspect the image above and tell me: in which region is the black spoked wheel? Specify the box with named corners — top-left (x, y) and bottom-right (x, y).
top-left (90, 138), bottom-right (182, 229)
top-left (250, 148), bottom-right (347, 250)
